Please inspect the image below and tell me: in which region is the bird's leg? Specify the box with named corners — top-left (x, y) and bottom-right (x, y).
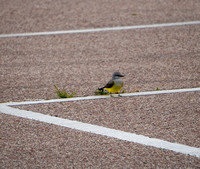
top-left (110, 93), bottom-right (114, 97)
top-left (110, 92), bottom-right (121, 97)
top-left (117, 92), bottom-right (122, 97)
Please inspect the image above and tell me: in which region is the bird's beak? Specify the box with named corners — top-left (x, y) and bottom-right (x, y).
top-left (120, 74), bottom-right (124, 77)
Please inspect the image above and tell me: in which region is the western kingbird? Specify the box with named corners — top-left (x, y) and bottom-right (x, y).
top-left (99, 72), bottom-right (124, 94)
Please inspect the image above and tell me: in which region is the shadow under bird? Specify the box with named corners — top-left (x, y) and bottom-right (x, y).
top-left (99, 72), bottom-right (124, 94)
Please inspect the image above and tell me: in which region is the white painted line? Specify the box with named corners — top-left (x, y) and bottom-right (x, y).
top-left (3, 87), bottom-right (200, 106)
top-left (5, 95), bottom-right (110, 106)
top-left (0, 21), bottom-right (200, 38)
top-left (0, 104), bottom-right (199, 158)
top-left (121, 87), bottom-right (200, 97)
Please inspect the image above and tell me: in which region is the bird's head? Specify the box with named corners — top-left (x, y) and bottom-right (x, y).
top-left (112, 72), bottom-right (124, 79)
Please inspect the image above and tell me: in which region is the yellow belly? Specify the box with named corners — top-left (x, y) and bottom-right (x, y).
top-left (105, 82), bottom-right (123, 94)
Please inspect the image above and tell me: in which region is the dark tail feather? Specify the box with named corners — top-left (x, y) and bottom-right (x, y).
top-left (98, 87), bottom-right (104, 91)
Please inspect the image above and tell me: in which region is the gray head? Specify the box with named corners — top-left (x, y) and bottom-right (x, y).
top-left (112, 72), bottom-right (124, 80)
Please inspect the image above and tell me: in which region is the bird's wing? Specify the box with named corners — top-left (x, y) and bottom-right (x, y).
top-left (103, 80), bottom-right (114, 89)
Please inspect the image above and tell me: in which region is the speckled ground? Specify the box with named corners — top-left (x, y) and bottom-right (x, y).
top-left (1, 0), bottom-right (200, 34)
top-left (15, 92), bottom-right (200, 148)
top-left (1, 113), bottom-right (200, 169)
top-left (0, 0), bottom-right (200, 168)
top-left (1, 25), bottom-right (200, 102)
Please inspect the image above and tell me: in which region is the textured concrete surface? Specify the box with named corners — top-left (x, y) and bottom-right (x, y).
top-left (15, 92), bottom-right (200, 148)
top-left (0, 0), bottom-right (200, 168)
top-left (0, 0), bottom-right (200, 34)
top-left (1, 113), bottom-right (200, 169)
top-left (1, 25), bottom-right (200, 102)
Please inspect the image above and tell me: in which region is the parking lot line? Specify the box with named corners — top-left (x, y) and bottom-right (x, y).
top-left (3, 87), bottom-right (200, 106)
top-left (0, 21), bottom-right (200, 38)
top-left (0, 103), bottom-right (199, 158)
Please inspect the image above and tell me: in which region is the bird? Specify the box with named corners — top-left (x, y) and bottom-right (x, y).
top-left (99, 72), bottom-right (124, 94)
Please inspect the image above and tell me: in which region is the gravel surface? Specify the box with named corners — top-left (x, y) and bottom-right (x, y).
top-left (0, 0), bottom-right (200, 34)
top-left (1, 25), bottom-right (200, 102)
top-left (1, 0), bottom-right (200, 168)
top-left (1, 113), bottom-right (200, 169)
top-left (15, 92), bottom-right (200, 148)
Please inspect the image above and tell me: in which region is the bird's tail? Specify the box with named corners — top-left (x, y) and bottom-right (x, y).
top-left (98, 87), bottom-right (104, 91)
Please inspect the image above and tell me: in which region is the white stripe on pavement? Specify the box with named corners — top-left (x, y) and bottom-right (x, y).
top-left (0, 21), bottom-right (200, 38)
top-left (0, 104), bottom-right (199, 158)
top-left (3, 87), bottom-right (200, 106)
